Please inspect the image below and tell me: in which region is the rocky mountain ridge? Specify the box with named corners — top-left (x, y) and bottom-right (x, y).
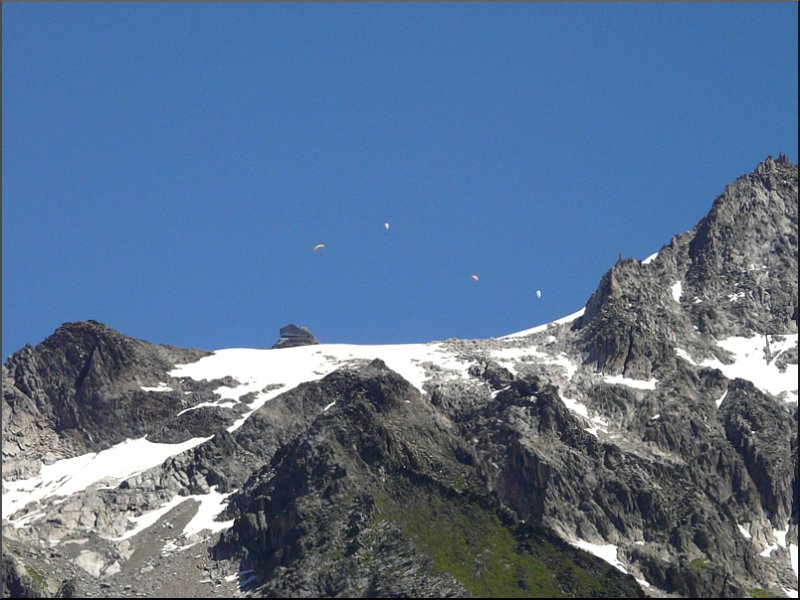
top-left (2, 156), bottom-right (797, 598)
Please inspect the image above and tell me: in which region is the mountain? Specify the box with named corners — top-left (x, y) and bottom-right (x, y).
top-left (2, 155), bottom-right (797, 598)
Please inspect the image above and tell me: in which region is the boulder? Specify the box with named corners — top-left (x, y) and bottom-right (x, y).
top-left (271, 324), bottom-right (320, 349)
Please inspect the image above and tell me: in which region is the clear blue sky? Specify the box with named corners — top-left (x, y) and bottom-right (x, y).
top-left (3, 3), bottom-right (798, 357)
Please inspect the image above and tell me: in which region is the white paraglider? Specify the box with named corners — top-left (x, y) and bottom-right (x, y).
top-left (536, 289), bottom-right (542, 300)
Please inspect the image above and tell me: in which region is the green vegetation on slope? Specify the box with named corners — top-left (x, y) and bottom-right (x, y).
top-left (374, 479), bottom-right (642, 598)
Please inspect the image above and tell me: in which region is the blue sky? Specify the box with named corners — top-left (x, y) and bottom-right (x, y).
top-left (3, 3), bottom-right (798, 357)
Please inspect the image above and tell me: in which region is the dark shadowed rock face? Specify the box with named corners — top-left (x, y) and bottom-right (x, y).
top-left (1, 553), bottom-right (46, 598)
top-left (719, 379), bottom-right (797, 526)
top-left (2, 321), bottom-right (216, 479)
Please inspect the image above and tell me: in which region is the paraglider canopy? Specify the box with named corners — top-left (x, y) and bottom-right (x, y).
top-left (384, 222), bottom-right (390, 231)
top-left (312, 244), bottom-right (326, 252)
top-left (470, 274), bottom-right (480, 282)
top-left (536, 289), bottom-right (542, 300)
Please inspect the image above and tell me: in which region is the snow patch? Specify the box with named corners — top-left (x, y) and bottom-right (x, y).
top-left (9, 508), bottom-right (46, 529)
top-left (177, 400), bottom-right (238, 416)
top-left (603, 374), bottom-right (658, 390)
top-left (727, 291), bottom-right (746, 302)
top-left (559, 393), bottom-right (612, 439)
top-left (762, 524), bottom-right (792, 562)
top-left (675, 347), bottom-right (697, 366)
top-left (641, 251), bottom-right (659, 265)
top-left (141, 383), bottom-right (173, 392)
top-left (502, 308), bottom-right (585, 338)
top-left (169, 342), bottom-right (473, 434)
top-left (2, 436), bottom-right (211, 520)
top-left (181, 486), bottom-right (234, 538)
top-left (490, 346), bottom-right (579, 380)
top-left (114, 486), bottom-right (234, 543)
top-left (776, 526), bottom-right (790, 549)
top-left (113, 495), bottom-right (188, 541)
top-left (761, 543), bottom-right (779, 558)
top-left (323, 401), bottom-right (336, 412)
top-left (560, 395), bottom-right (589, 418)
top-left (737, 524), bottom-right (752, 540)
top-left (671, 281), bottom-right (683, 303)
top-left (700, 335), bottom-right (798, 401)
top-left (570, 539), bottom-right (627, 574)
top-left (584, 415), bottom-right (609, 438)
top-left (490, 385), bottom-right (511, 399)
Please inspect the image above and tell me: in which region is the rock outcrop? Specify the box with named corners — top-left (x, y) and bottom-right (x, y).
top-left (575, 155), bottom-right (798, 378)
top-left (271, 324), bottom-right (319, 349)
top-left (215, 361), bottom-right (644, 598)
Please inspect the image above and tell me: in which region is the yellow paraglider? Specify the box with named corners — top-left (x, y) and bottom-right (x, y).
top-left (312, 244), bottom-right (326, 252)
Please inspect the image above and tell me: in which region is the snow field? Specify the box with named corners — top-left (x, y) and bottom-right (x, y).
top-left (2, 436), bottom-right (211, 522)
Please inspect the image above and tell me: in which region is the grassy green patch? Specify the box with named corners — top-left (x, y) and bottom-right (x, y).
top-left (749, 588), bottom-right (771, 598)
top-left (24, 565), bottom-right (48, 593)
top-left (689, 557), bottom-right (711, 571)
top-left (374, 481), bottom-right (637, 598)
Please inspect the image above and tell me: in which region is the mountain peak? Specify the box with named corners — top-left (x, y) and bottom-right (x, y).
top-left (576, 157), bottom-right (798, 377)
top-left (756, 152), bottom-right (794, 173)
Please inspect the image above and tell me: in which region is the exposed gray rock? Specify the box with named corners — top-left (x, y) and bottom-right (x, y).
top-left (467, 358), bottom-right (514, 390)
top-left (215, 361), bottom-right (644, 598)
top-left (719, 379), bottom-right (797, 526)
top-left (146, 406), bottom-right (237, 444)
top-left (271, 324), bottom-right (319, 349)
top-left (53, 579), bottom-right (76, 598)
top-left (575, 156), bottom-right (798, 377)
top-left (1, 321), bottom-right (236, 480)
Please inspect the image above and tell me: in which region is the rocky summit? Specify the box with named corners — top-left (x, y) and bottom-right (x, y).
top-left (2, 157), bottom-right (797, 598)
top-left (271, 325), bottom-right (320, 350)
